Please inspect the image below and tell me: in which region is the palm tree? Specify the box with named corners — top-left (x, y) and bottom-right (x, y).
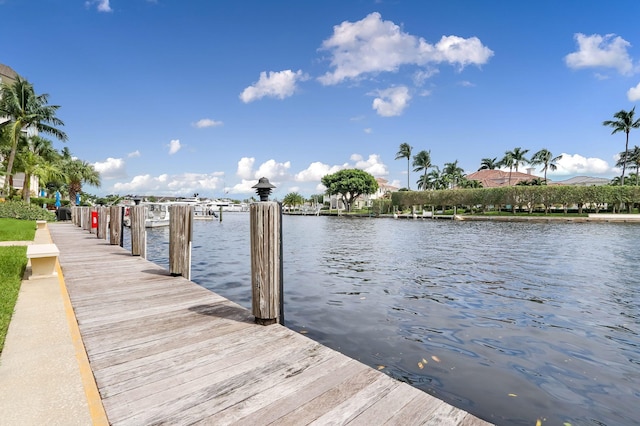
top-left (530, 148), bottom-right (562, 184)
top-left (616, 145), bottom-right (640, 185)
top-left (478, 157), bottom-right (499, 170)
top-left (395, 142), bottom-right (413, 190)
top-left (426, 166), bottom-right (444, 190)
top-left (442, 160), bottom-right (465, 189)
top-left (14, 135), bottom-right (63, 203)
top-left (501, 147), bottom-right (529, 185)
top-left (64, 158), bottom-right (101, 205)
top-left (603, 108), bottom-right (640, 186)
top-left (412, 150), bottom-right (431, 191)
top-left (0, 76), bottom-right (67, 196)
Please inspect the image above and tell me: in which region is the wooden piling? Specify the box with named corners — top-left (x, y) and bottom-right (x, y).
top-left (82, 207), bottom-right (90, 231)
top-left (109, 206), bottom-right (123, 246)
top-left (97, 206), bottom-right (109, 239)
top-left (169, 204), bottom-right (193, 279)
top-left (250, 201), bottom-right (281, 325)
top-left (129, 205), bottom-right (146, 257)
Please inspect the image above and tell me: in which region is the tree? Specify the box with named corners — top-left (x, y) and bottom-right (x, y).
top-left (321, 169), bottom-right (378, 212)
top-left (530, 148), bottom-right (562, 184)
top-left (0, 76), bottom-right (67, 196)
top-left (501, 147), bottom-right (529, 185)
top-left (603, 107), bottom-right (640, 186)
top-left (14, 135), bottom-right (63, 203)
top-left (64, 158), bottom-right (101, 205)
top-left (412, 150), bottom-right (431, 191)
top-left (395, 142), bottom-right (413, 190)
top-left (425, 166), bottom-right (446, 190)
top-left (478, 157), bottom-right (499, 170)
top-left (616, 145), bottom-right (640, 185)
top-left (442, 160), bottom-right (465, 189)
top-left (282, 192), bottom-right (305, 210)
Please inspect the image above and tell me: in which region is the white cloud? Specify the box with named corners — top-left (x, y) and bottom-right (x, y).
top-left (85, 0), bottom-right (111, 12)
top-left (371, 86), bottom-right (411, 117)
top-left (255, 159), bottom-right (291, 180)
top-left (112, 172), bottom-right (224, 195)
top-left (565, 33), bottom-right (634, 75)
top-left (318, 12), bottom-right (493, 85)
top-left (192, 118), bottom-right (223, 128)
top-left (167, 139), bottom-right (181, 155)
top-left (628, 82), bottom-right (640, 101)
top-left (413, 68), bottom-right (439, 86)
top-left (295, 162), bottom-right (345, 182)
top-left (350, 153), bottom-right (388, 176)
top-left (127, 150), bottom-right (140, 158)
top-left (548, 153), bottom-right (613, 176)
top-left (458, 80), bottom-right (475, 87)
top-left (93, 157), bottom-right (126, 179)
top-left (240, 69), bottom-right (309, 103)
top-left (236, 157), bottom-right (291, 181)
top-left (236, 157), bottom-right (255, 180)
top-left (364, 128), bottom-right (373, 134)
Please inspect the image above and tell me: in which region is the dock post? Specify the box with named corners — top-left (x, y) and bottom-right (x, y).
top-left (89, 206), bottom-right (98, 234)
top-left (169, 204), bottom-right (193, 279)
top-left (250, 177), bottom-right (281, 325)
top-left (109, 206), bottom-right (123, 246)
top-left (97, 206), bottom-right (109, 240)
top-left (130, 205), bottom-right (147, 257)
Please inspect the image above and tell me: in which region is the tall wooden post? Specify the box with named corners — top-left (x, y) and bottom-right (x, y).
top-left (97, 206), bottom-right (109, 239)
top-left (109, 206), bottom-right (123, 246)
top-left (250, 201), bottom-right (281, 325)
top-left (82, 207), bottom-right (91, 231)
top-left (130, 205), bottom-right (146, 257)
top-left (169, 204), bottom-right (193, 279)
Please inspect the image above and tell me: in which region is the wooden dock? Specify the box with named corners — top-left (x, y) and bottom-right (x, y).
top-left (49, 223), bottom-right (492, 425)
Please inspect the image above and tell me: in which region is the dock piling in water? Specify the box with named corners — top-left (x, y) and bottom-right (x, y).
top-left (129, 205), bottom-right (146, 257)
top-left (169, 204), bottom-right (193, 279)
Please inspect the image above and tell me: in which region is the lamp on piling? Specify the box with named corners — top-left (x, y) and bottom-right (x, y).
top-left (252, 177), bottom-right (276, 201)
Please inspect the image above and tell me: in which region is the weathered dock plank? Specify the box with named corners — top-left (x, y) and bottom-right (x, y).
top-left (49, 223), bottom-right (493, 426)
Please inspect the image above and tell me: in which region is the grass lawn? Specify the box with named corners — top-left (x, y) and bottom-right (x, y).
top-left (0, 218), bottom-right (36, 242)
top-left (0, 246), bottom-right (27, 353)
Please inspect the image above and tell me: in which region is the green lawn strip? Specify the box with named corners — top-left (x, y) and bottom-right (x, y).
top-left (0, 246), bottom-right (27, 353)
top-left (0, 218), bottom-right (36, 242)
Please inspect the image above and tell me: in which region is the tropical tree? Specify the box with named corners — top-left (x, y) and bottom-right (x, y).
top-left (442, 160), bottom-right (465, 188)
top-left (616, 145), bottom-right (640, 185)
top-left (0, 76), bottom-right (67, 196)
top-left (603, 107), bottom-right (640, 186)
top-left (425, 166), bottom-right (446, 190)
top-left (501, 147), bottom-right (529, 185)
top-left (63, 158), bottom-right (101, 205)
top-left (282, 192), bottom-right (305, 210)
top-left (395, 142), bottom-right (413, 190)
top-left (530, 148), bottom-right (562, 184)
top-left (478, 157), bottom-right (499, 170)
top-left (412, 150), bottom-right (431, 191)
top-left (14, 135), bottom-right (63, 203)
top-left (321, 168), bottom-right (378, 212)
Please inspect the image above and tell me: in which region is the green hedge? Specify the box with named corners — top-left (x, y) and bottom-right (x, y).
top-left (0, 201), bottom-right (57, 221)
top-left (391, 186), bottom-right (640, 214)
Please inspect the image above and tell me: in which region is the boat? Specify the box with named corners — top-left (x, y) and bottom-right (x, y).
top-left (123, 202), bottom-right (172, 228)
top-left (123, 198), bottom-right (219, 227)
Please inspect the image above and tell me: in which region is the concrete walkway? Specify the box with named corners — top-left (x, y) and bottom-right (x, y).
top-left (0, 225), bottom-right (105, 426)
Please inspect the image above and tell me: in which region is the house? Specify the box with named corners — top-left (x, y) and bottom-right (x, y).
top-left (465, 168), bottom-right (543, 187)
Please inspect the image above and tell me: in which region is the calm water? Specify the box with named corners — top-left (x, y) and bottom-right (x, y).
top-left (126, 215), bottom-right (640, 425)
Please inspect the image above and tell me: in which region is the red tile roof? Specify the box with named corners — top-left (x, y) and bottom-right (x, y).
top-left (465, 169), bottom-right (543, 187)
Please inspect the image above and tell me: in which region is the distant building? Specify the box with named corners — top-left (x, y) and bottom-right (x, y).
top-left (465, 168), bottom-right (542, 187)
top-left (551, 176), bottom-right (611, 186)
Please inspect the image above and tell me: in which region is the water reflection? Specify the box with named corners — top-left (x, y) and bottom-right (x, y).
top-left (128, 215), bottom-right (640, 426)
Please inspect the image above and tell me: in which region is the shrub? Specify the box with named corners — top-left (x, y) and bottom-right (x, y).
top-left (0, 201), bottom-right (56, 221)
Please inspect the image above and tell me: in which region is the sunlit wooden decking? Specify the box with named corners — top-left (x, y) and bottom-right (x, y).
top-left (49, 223), bottom-right (492, 425)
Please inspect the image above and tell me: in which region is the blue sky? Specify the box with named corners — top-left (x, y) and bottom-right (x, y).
top-left (3, 0), bottom-right (640, 199)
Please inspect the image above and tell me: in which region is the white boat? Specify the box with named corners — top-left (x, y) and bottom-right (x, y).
top-left (123, 202), bottom-right (172, 228)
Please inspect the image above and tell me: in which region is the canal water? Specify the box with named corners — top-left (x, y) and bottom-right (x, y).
top-left (128, 214), bottom-right (640, 425)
